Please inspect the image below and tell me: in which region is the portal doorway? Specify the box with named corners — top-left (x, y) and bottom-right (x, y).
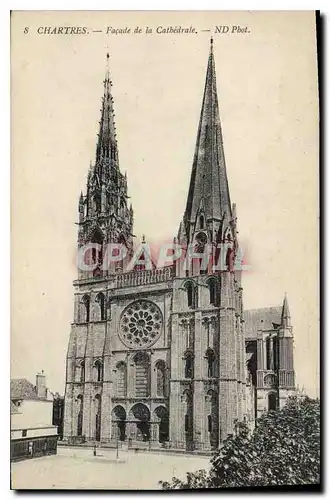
top-left (268, 392), bottom-right (277, 411)
top-left (112, 405), bottom-right (127, 441)
top-left (130, 403), bottom-right (151, 442)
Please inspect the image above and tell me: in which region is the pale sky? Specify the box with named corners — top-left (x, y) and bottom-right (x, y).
top-left (11, 11), bottom-right (319, 397)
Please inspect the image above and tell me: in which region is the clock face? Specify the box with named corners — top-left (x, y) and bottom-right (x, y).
top-left (119, 300), bottom-right (163, 349)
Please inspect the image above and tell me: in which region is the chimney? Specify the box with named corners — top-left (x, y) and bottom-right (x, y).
top-left (36, 370), bottom-right (47, 398)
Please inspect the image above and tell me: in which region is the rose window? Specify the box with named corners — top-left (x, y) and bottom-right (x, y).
top-left (119, 300), bottom-right (163, 348)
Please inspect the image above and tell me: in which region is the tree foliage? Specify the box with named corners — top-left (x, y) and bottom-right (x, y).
top-left (160, 397), bottom-right (320, 489)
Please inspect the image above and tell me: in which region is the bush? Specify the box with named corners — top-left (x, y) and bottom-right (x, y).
top-left (160, 396), bottom-right (320, 489)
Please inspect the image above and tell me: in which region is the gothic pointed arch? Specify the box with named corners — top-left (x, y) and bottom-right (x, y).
top-left (95, 292), bottom-right (106, 321)
top-left (90, 227), bottom-right (104, 269)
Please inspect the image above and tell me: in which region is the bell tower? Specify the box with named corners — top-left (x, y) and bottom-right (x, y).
top-left (77, 53), bottom-right (134, 279)
top-left (170, 38), bottom-right (247, 451)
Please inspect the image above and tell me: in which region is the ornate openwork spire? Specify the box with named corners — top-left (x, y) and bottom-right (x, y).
top-left (95, 53), bottom-right (118, 164)
top-left (184, 38), bottom-right (232, 226)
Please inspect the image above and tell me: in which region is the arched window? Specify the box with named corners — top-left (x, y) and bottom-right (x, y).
top-left (208, 279), bottom-right (219, 306)
top-left (199, 215), bottom-right (205, 229)
top-left (82, 295), bottom-right (90, 323)
top-left (133, 352), bottom-right (150, 397)
top-left (184, 351), bottom-right (194, 379)
top-left (76, 395), bottom-right (83, 436)
top-left (205, 349), bottom-right (216, 378)
top-left (155, 360), bottom-right (166, 397)
top-left (115, 362), bottom-right (127, 397)
top-left (184, 281), bottom-right (196, 309)
top-left (96, 293), bottom-right (106, 321)
top-left (182, 390), bottom-right (193, 449)
top-left (79, 360), bottom-right (85, 383)
top-left (95, 394), bottom-right (101, 441)
top-left (205, 390), bottom-right (218, 448)
top-left (226, 247), bottom-right (234, 272)
top-left (94, 360), bottom-right (103, 382)
top-left (187, 283), bottom-right (193, 308)
top-left (266, 337), bottom-right (272, 370)
top-left (195, 232), bottom-right (208, 275)
top-left (268, 392), bottom-right (277, 411)
top-left (91, 229), bottom-right (104, 267)
top-left (185, 414), bottom-right (189, 432)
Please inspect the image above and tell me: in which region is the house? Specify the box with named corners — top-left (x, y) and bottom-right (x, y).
top-left (10, 372), bottom-right (58, 461)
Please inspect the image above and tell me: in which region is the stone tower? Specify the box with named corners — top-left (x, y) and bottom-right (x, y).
top-left (77, 52), bottom-right (134, 282)
top-left (255, 294), bottom-right (295, 415)
top-left (63, 54), bottom-right (135, 443)
top-left (244, 294), bottom-right (296, 421)
top-left (169, 38), bottom-right (246, 450)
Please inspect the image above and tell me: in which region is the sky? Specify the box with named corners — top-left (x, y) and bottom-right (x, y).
top-left (11, 11), bottom-right (319, 397)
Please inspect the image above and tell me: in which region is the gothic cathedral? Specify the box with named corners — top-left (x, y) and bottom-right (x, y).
top-left (63, 40), bottom-right (296, 452)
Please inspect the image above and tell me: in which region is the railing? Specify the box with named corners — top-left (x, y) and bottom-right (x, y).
top-left (257, 369), bottom-right (295, 389)
top-left (114, 266), bottom-right (175, 288)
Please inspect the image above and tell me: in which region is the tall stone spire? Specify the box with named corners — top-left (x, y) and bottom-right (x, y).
top-left (184, 37), bottom-right (232, 232)
top-left (77, 53), bottom-right (134, 276)
top-left (281, 294), bottom-right (291, 328)
top-left (96, 53), bottom-right (118, 164)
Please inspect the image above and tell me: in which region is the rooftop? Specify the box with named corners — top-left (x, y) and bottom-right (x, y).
top-left (10, 378), bottom-right (48, 401)
top-left (244, 306), bottom-right (282, 340)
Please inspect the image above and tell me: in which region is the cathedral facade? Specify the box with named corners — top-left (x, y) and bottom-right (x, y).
top-left (63, 40), bottom-right (295, 452)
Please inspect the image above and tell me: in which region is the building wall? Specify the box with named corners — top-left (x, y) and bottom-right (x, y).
top-left (64, 274), bottom-right (173, 444)
top-left (11, 426), bottom-right (57, 440)
top-left (11, 399), bottom-right (54, 430)
top-left (64, 266), bottom-right (248, 451)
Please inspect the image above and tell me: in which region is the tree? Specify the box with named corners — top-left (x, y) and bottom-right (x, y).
top-left (160, 397), bottom-right (320, 489)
